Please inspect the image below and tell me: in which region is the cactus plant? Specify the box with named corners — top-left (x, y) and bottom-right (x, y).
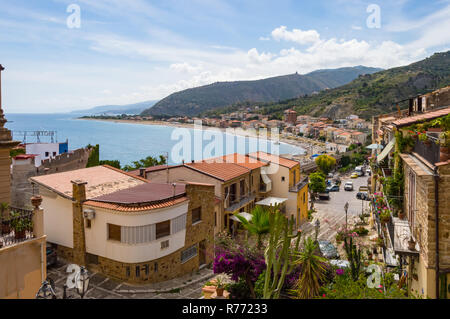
top-left (263, 207), bottom-right (301, 299)
top-left (343, 236), bottom-right (362, 281)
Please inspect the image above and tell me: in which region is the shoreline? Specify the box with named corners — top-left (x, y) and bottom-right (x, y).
top-left (79, 117), bottom-right (326, 160)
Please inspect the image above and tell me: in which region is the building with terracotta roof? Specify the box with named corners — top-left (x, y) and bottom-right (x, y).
top-left (247, 152), bottom-right (309, 226)
top-left (30, 165), bottom-right (215, 284)
top-left (284, 109), bottom-right (297, 125)
top-left (142, 154), bottom-right (271, 234)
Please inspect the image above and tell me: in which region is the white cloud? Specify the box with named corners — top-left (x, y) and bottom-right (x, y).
top-left (170, 63), bottom-right (203, 74)
top-left (271, 26), bottom-right (321, 45)
top-left (259, 36), bottom-right (270, 41)
top-left (351, 25), bottom-right (362, 30)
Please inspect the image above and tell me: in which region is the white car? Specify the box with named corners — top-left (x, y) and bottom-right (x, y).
top-left (344, 181), bottom-right (354, 191)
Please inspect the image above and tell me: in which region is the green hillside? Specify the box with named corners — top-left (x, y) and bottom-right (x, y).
top-left (141, 66), bottom-right (381, 117)
top-left (253, 51), bottom-right (450, 120)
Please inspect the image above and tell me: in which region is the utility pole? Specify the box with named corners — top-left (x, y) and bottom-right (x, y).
top-left (344, 202), bottom-right (349, 232)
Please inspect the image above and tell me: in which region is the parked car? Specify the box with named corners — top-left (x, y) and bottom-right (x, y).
top-left (355, 166), bottom-right (365, 176)
top-left (344, 181), bottom-right (354, 191)
top-left (318, 193), bottom-right (330, 200)
top-left (46, 243), bottom-right (57, 267)
top-left (351, 172), bottom-right (359, 179)
top-left (318, 240), bottom-right (340, 259)
top-left (326, 184), bottom-right (340, 192)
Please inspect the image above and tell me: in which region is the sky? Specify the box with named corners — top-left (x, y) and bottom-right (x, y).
top-left (0, 0), bottom-right (449, 113)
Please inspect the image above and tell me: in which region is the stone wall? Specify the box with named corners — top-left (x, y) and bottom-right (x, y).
top-left (11, 147), bottom-right (92, 209)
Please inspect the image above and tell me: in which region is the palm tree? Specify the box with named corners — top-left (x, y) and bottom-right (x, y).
top-left (291, 237), bottom-right (328, 299)
top-left (234, 205), bottom-right (270, 249)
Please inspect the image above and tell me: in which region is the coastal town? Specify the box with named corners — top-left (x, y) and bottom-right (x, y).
top-left (1, 1), bottom-right (450, 310)
top-left (1, 56), bottom-right (450, 301)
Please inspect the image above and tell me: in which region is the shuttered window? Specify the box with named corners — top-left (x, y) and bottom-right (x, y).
top-left (111, 213), bottom-right (187, 244)
top-left (192, 207), bottom-right (201, 224)
top-left (156, 221), bottom-right (171, 239)
top-left (108, 224), bottom-right (121, 241)
top-left (181, 245), bottom-right (198, 263)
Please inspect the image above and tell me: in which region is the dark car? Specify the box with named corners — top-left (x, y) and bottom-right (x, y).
top-left (318, 240), bottom-right (340, 259)
top-left (46, 244), bottom-right (57, 267)
top-left (326, 185), bottom-right (340, 192)
top-left (318, 193), bottom-right (330, 200)
top-left (356, 192), bottom-right (371, 201)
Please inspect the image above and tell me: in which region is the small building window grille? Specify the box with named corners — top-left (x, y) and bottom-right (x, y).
top-left (181, 245), bottom-right (198, 264)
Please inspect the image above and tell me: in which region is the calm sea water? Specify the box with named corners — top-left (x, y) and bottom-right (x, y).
top-left (5, 113), bottom-right (304, 166)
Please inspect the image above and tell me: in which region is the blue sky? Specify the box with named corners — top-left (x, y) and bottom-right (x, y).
top-left (1, 0), bottom-right (449, 113)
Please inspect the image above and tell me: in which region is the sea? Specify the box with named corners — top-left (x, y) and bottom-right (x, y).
top-left (5, 113), bottom-right (305, 166)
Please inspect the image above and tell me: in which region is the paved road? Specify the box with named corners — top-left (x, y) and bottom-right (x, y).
top-left (301, 173), bottom-right (372, 243)
top-left (46, 261), bottom-right (214, 299)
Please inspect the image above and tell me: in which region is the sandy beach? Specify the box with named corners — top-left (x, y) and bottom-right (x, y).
top-left (79, 118), bottom-right (326, 162)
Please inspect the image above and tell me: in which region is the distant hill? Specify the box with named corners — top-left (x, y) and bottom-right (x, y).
top-left (141, 66), bottom-right (382, 117)
top-left (254, 51), bottom-right (450, 120)
top-left (71, 100), bottom-right (157, 115)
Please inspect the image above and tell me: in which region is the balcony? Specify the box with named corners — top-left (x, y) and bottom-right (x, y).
top-left (413, 137), bottom-right (440, 165)
top-left (0, 207), bottom-right (35, 249)
top-left (289, 177), bottom-right (308, 193)
top-left (225, 194), bottom-right (256, 213)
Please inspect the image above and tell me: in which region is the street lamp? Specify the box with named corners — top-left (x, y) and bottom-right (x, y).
top-left (344, 202), bottom-right (349, 231)
top-left (36, 280), bottom-right (57, 299)
top-left (314, 219), bottom-right (320, 241)
top-left (76, 266), bottom-right (90, 299)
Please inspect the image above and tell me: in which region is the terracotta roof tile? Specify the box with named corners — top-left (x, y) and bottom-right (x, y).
top-left (30, 165), bottom-right (146, 199)
top-left (205, 153), bottom-right (268, 170)
top-left (393, 107), bottom-right (450, 127)
top-left (185, 160), bottom-right (250, 181)
top-left (84, 196), bottom-right (188, 212)
top-left (247, 152), bottom-right (299, 169)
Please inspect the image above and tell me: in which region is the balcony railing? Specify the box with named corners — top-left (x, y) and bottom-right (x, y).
top-left (289, 177), bottom-right (309, 193)
top-left (0, 207), bottom-right (35, 249)
top-left (225, 194), bottom-right (256, 213)
top-left (413, 137), bottom-right (440, 165)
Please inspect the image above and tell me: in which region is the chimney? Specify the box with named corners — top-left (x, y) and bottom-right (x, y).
top-left (139, 168), bottom-right (146, 179)
top-left (71, 179), bottom-right (88, 202)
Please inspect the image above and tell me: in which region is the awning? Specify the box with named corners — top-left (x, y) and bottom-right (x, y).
top-left (366, 143), bottom-right (384, 150)
top-left (376, 139), bottom-right (395, 163)
top-left (230, 212), bottom-right (253, 223)
top-left (256, 197), bottom-right (288, 207)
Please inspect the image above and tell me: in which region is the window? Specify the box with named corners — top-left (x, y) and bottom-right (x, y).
top-left (45, 152), bottom-right (49, 157)
top-left (108, 224), bottom-right (121, 241)
top-left (52, 152), bottom-right (56, 156)
top-left (192, 207), bottom-right (202, 224)
top-left (303, 192), bottom-right (306, 204)
top-left (281, 176), bottom-right (285, 182)
top-left (293, 170), bottom-right (297, 185)
top-left (156, 220), bottom-right (170, 239)
top-left (85, 219), bottom-right (91, 229)
top-left (181, 245), bottom-right (198, 263)
top-left (161, 240), bottom-right (169, 249)
top-left (154, 262), bottom-right (158, 272)
top-left (144, 264), bottom-right (149, 276)
top-left (240, 180), bottom-right (245, 197)
top-left (136, 266), bottom-right (140, 277)
top-left (126, 267), bottom-right (130, 277)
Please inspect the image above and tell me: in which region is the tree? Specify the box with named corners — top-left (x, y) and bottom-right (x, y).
top-left (340, 155), bottom-right (351, 168)
top-left (315, 155), bottom-right (336, 175)
top-left (122, 155), bottom-right (167, 171)
top-left (234, 206), bottom-right (270, 250)
top-left (86, 144), bottom-right (100, 168)
top-left (291, 237), bottom-right (328, 299)
top-left (99, 160), bottom-right (121, 169)
top-left (309, 172), bottom-right (326, 194)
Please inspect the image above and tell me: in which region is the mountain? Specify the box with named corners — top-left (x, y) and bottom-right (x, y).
top-left (141, 66), bottom-right (382, 117)
top-left (255, 51), bottom-right (450, 120)
top-left (71, 100), bottom-right (158, 115)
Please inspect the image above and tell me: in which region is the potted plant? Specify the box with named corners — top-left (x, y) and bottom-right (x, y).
top-left (214, 274), bottom-right (229, 297)
top-left (10, 212), bottom-right (32, 240)
top-left (418, 131), bottom-right (430, 146)
top-left (439, 131), bottom-right (450, 162)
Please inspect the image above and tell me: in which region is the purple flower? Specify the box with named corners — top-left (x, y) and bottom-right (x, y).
top-left (336, 268), bottom-right (344, 276)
